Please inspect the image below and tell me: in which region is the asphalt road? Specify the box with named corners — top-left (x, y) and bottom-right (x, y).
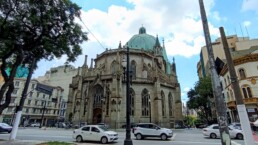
top-left (0, 127), bottom-right (257, 145)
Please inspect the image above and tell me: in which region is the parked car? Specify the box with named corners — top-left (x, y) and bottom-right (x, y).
top-left (30, 123), bottom-right (40, 127)
top-left (196, 123), bottom-right (208, 129)
top-left (132, 123), bottom-right (173, 140)
top-left (0, 123), bottom-right (12, 133)
top-left (229, 122), bottom-right (241, 130)
top-left (202, 124), bottom-right (244, 140)
top-left (55, 122), bottom-right (66, 128)
top-left (73, 125), bottom-right (118, 144)
top-left (254, 119), bottom-right (258, 127)
top-left (121, 123), bottom-right (136, 128)
top-left (97, 123), bottom-right (109, 129)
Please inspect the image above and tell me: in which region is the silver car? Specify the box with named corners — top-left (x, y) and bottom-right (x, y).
top-left (202, 124), bottom-right (244, 140)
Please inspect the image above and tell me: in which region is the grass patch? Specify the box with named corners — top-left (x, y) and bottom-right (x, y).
top-left (36, 141), bottom-right (73, 145)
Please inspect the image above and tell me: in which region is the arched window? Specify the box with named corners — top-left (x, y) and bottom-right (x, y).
top-left (227, 75), bottom-right (230, 84)
top-left (141, 89), bottom-right (150, 116)
top-left (93, 85), bottom-right (103, 109)
top-left (130, 88), bottom-right (135, 116)
top-left (131, 60), bottom-right (136, 80)
top-left (168, 93), bottom-right (173, 116)
top-left (242, 85), bottom-right (253, 98)
top-left (161, 91), bottom-right (165, 116)
top-left (111, 61), bottom-right (117, 75)
top-left (105, 87), bottom-right (110, 115)
top-left (239, 68), bottom-right (246, 79)
top-left (230, 89), bottom-right (234, 100)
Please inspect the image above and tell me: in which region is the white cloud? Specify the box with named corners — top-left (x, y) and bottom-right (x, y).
top-left (243, 21), bottom-right (251, 27)
top-left (74, 0), bottom-right (217, 60)
top-left (241, 0), bottom-right (258, 14)
top-left (183, 87), bottom-right (190, 92)
top-left (34, 0), bottom-right (219, 77)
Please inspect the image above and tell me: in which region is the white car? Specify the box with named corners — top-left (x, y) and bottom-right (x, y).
top-left (73, 125), bottom-right (118, 144)
top-left (229, 122), bottom-right (241, 130)
top-left (0, 123), bottom-right (12, 133)
top-left (202, 124), bottom-right (244, 140)
top-left (30, 123), bottom-right (40, 127)
top-left (254, 120), bottom-right (258, 127)
top-left (132, 123), bottom-right (173, 140)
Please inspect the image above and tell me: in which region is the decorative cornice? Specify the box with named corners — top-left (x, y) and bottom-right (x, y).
top-left (220, 53), bottom-right (258, 76)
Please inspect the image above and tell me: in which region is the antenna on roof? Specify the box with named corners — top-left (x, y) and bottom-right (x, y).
top-left (245, 26), bottom-right (250, 38)
top-left (239, 24), bottom-right (244, 40)
top-left (235, 27), bottom-right (238, 36)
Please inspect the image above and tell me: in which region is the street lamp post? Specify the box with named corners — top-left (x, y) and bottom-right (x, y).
top-left (39, 101), bottom-right (46, 128)
top-left (122, 46), bottom-right (133, 145)
top-left (148, 92), bottom-right (151, 123)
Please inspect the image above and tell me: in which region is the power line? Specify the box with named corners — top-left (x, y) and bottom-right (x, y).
top-left (78, 17), bottom-right (106, 50)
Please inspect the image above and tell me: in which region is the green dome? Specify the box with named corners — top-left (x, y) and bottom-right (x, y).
top-left (127, 27), bottom-right (156, 51)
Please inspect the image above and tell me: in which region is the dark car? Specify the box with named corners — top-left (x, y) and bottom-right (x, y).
top-left (196, 123), bottom-right (208, 129)
top-left (97, 123), bottom-right (109, 129)
top-left (0, 123), bottom-right (12, 133)
top-left (121, 123), bottom-right (136, 128)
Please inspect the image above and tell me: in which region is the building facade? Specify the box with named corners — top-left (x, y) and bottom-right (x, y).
top-left (220, 46), bottom-right (258, 122)
top-left (66, 27), bottom-right (183, 128)
top-left (36, 65), bottom-right (78, 121)
top-left (0, 78), bottom-right (64, 127)
top-left (197, 35), bottom-right (258, 123)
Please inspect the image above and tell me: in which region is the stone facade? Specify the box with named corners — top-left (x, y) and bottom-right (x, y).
top-left (66, 27), bottom-right (183, 128)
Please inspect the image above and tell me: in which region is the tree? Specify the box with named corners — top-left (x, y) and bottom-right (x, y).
top-left (0, 0), bottom-right (88, 114)
top-left (187, 76), bottom-right (213, 124)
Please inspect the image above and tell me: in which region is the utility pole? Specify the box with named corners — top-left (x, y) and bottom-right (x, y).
top-left (10, 58), bottom-right (36, 140)
top-left (219, 27), bottom-right (255, 145)
top-left (198, 1), bottom-right (231, 145)
top-left (39, 101), bottom-right (46, 128)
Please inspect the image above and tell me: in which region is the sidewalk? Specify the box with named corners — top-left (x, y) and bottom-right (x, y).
top-left (0, 139), bottom-right (44, 145)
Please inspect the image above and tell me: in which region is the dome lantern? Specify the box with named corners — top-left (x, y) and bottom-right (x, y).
top-left (139, 26), bottom-right (146, 34)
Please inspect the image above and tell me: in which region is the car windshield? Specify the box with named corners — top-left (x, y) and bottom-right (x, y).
top-left (98, 125), bottom-right (108, 131)
top-left (0, 123), bottom-right (10, 126)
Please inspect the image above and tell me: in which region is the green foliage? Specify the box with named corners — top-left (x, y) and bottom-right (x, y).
top-left (186, 76), bottom-right (213, 124)
top-left (184, 115), bottom-right (197, 126)
top-left (0, 0), bottom-right (88, 114)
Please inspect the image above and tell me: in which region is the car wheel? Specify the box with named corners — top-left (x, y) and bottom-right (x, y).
top-left (76, 135), bottom-right (83, 142)
top-left (136, 133), bottom-right (142, 140)
top-left (161, 134), bottom-right (167, 140)
top-left (210, 133), bottom-right (217, 139)
top-left (236, 133), bottom-right (243, 140)
top-left (101, 136), bottom-right (108, 144)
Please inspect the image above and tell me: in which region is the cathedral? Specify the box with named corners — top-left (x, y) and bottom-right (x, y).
top-left (66, 26), bottom-right (183, 128)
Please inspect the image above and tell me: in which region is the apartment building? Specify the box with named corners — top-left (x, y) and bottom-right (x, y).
top-left (0, 78), bottom-right (64, 127)
top-left (220, 46), bottom-right (258, 122)
top-left (197, 35), bottom-right (258, 123)
top-left (36, 65), bottom-right (78, 121)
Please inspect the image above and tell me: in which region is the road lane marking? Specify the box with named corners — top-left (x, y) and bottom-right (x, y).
top-left (172, 133), bottom-right (176, 140)
top-left (231, 141), bottom-right (241, 145)
top-left (172, 140), bottom-right (220, 144)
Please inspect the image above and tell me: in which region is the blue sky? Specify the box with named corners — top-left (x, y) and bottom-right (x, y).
top-left (33, 0), bottom-right (258, 104)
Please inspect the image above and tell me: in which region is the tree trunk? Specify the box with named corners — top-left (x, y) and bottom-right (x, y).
top-left (0, 51), bottom-right (24, 114)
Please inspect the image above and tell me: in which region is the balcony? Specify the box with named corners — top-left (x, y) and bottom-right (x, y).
top-left (227, 101), bottom-right (236, 110)
top-left (243, 97), bottom-right (258, 106)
